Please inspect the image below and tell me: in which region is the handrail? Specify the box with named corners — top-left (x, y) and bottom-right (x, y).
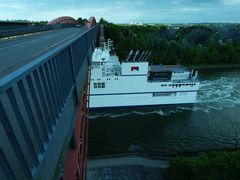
top-left (0, 24), bottom-right (75, 38)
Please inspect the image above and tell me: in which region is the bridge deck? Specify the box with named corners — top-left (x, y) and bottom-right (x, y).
top-left (0, 27), bottom-right (88, 78)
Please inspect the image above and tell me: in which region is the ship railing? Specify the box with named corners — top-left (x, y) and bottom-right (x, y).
top-left (147, 79), bottom-right (171, 83)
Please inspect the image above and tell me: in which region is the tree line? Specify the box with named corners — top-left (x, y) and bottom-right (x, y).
top-left (0, 17), bottom-right (89, 26)
top-left (100, 18), bottom-right (240, 65)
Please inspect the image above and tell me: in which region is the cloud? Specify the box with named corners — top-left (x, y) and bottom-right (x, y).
top-left (0, 0), bottom-right (239, 23)
top-left (0, 1), bottom-right (29, 10)
top-left (220, 0), bottom-right (240, 5)
top-left (171, 0), bottom-right (221, 5)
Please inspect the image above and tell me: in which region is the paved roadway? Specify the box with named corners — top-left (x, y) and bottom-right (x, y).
top-left (0, 27), bottom-right (88, 78)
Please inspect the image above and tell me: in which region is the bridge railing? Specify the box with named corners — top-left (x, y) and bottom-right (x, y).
top-left (0, 24), bottom-right (99, 179)
top-left (0, 24), bottom-right (76, 38)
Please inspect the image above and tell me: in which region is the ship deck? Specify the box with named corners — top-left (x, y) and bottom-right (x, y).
top-left (150, 65), bottom-right (189, 72)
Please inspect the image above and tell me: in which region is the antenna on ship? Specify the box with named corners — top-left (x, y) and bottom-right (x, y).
top-left (143, 51), bottom-right (152, 61)
top-left (193, 70), bottom-right (198, 81)
top-left (126, 50), bottom-right (133, 62)
top-left (99, 24), bottom-right (105, 47)
top-left (129, 50), bottom-right (135, 61)
top-left (107, 39), bottom-right (113, 50)
top-left (136, 50), bottom-right (143, 61)
top-left (102, 41), bottom-right (108, 51)
top-left (133, 50), bottom-right (139, 61)
top-left (139, 51), bottom-right (149, 61)
top-left (138, 51), bottom-right (146, 61)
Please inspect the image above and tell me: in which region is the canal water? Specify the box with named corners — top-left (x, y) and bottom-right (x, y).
top-left (88, 69), bottom-right (240, 157)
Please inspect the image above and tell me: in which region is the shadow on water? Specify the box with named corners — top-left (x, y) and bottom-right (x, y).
top-left (88, 69), bottom-right (240, 157)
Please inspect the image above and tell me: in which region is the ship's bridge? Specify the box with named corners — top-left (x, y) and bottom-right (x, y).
top-left (91, 47), bottom-right (121, 77)
top-left (149, 65), bottom-right (197, 81)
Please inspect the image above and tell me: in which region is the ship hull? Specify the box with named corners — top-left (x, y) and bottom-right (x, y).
top-left (89, 91), bottom-right (198, 109)
top-left (89, 103), bottom-right (195, 111)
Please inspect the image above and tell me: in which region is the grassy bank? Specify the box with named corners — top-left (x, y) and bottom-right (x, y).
top-left (166, 150), bottom-right (240, 180)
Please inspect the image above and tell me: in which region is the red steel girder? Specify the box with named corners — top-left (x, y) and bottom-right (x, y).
top-left (63, 77), bottom-right (90, 180)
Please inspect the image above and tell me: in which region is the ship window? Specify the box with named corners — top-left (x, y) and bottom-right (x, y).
top-left (97, 83), bottom-right (101, 88)
top-left (94, 82), bottom-right (105, 88)
top-left (102, 83), bottom-right (105, 88)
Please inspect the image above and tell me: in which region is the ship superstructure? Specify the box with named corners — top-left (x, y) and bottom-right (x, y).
top-left (89, 40), bottom-right (200, 109)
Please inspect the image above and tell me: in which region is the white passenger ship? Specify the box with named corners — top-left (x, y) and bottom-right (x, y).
top-left (89, 40), bottom-right (200, 109)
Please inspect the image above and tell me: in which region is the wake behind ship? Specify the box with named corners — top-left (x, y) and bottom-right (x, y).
top-left (89, 40), bottom-right (200, 109)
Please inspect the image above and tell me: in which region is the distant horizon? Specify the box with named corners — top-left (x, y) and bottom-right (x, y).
top-left (0, 0), bottom-right (240, 23)
top-left (1, 18), bottom-right (240, 25)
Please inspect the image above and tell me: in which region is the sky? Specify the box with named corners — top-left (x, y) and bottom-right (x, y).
top-left (0, 0), bottom-right (240, 23)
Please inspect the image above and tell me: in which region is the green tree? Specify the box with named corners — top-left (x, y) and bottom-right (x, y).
top-left (103, 21), bottom-right (240, 65)
top-left (77, 17), bottom-right (87, 25)
top-left (99, 18), bottom-right (109, 25)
